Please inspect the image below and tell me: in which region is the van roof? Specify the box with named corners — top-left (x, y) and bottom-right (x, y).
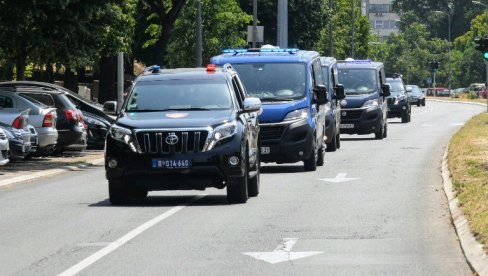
top-left (336, 60), bottom-right (384, 69)
top-left (211, 49), bottom-right (320, 64)
top-left (320, 57), bottom-right (337, 66)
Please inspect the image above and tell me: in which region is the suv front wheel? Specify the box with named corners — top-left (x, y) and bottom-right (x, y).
top-left (227, 150), bottom-right (249, 204)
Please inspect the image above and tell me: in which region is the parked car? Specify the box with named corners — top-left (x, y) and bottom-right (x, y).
top-left (406, 85), bottom-right (426, 106)
top-left (0, 119), bottom-right (32, 160)
top-left (25, 124), bottom-right (39, 159)
top-left (426, 87), bottom-right (448, 96)
top-left (0, 82), bottom-right (86, 154)
top-left (0, 128), bottom-right (10, 166)
top-left (450, 88), bottom-right (465, 98)
top-left (386, 77), bottom-right (411, 123)
top-left (83, 112), bottom-right (111, 149)
top-left (468, 83), bottom-right (484, 97)
top-left (0, 90), bottom-right (58, 155)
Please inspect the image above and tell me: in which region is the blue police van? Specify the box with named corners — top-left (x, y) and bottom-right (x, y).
top-left (211, 47), bottom-right (329, 171)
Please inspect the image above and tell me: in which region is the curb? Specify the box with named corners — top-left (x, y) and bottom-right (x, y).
top-left (0, 158), bottom-right (104, 188)
top-left (442, 147), bottom-right (488, 276)
top-left (428, 98), bottom-right (488, 108)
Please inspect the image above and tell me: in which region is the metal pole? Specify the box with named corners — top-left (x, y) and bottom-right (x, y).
top-left (277, 0), bottom-right (288, 48)
top-left (351, 0), bottom-right (355, 58)
top-left (117, 52), bottom-right (124, 109)
top-left (252, 0), bottom-right (258, 48)
top-left (486, 61), bottom-right (488, 112)
top-left (433, 71), bottom-right (436, 97)
top-left (448, 13), bottom-right (451, 93)
top-left (196, 0), bottom-right (202, 67)
top-left (406, 49), bottom-right (410, 84)
top-left (329, 0), bottom-right (333, 56)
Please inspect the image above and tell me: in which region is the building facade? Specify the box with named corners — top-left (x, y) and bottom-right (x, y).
top-left (363, 0), bottom-right (401, 41)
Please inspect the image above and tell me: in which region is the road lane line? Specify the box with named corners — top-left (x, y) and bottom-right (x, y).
top-left (58, 194), bottom-right (207, 276)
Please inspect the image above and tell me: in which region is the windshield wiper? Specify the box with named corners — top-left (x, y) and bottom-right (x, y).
top-left (260, 97), bottom-right (294, 102)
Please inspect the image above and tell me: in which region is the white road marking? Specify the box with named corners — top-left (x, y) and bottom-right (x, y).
top-left (318, 173), bottom-right (359, 183)
top-left (58, 194), bottom-right (207, 276)
top-left (421, 123), bottom-right (433, 127)
top-left (243, 238), bottom-right (323, 264)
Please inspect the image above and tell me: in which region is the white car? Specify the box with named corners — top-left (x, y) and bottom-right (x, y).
top-left (0, 128), bottom-right (10, 166)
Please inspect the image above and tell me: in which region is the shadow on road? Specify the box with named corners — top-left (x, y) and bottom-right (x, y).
top-left (260, 165), bottom-right (304, 174)
top-left (89, 194), bottom-right (233, 207)
top-left (340, 137), bottom-right (376, 141)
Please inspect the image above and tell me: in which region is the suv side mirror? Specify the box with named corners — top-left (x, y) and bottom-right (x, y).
top-left (313, 84), bottom-right (328, 104)
top-left (381, 84), bottom-right (391, 97)
top-left (243, 97), bottom-right (262, 113)
top-left (103, 101), bottom-right (118, 115)
top-left (335, 84), bottom-right (345, 100)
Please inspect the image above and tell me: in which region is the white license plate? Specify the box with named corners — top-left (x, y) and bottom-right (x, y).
top-left (340, 123), bottom-right (355, 129)
top-left (260, 147), bottom-right (270, 155)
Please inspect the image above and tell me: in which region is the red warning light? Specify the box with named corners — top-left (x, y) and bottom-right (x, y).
top-left (206, 64), bottom-right (217, 72)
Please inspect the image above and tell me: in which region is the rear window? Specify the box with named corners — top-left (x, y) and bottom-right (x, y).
top-left (20, 93), bottom-right (55, 107)
top-left (18, 94), bottom-right (48, 108)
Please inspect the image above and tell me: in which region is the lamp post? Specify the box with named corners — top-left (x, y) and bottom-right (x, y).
top-left (351, 0), bottom-right (355, 58)
top-left (434, 10), bottom-right (451, 92)
top-left (196, 0), bottom-right (202, 67)
top-left (473, 1), bottom-right (488, 90)
top-left (395, 20), bottom-right (410, 84)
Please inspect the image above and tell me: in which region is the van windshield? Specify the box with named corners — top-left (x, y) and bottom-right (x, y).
top-left (232, 63), bottom-right (306, 101)
top-left (338, 69), bottom-right (377, 95)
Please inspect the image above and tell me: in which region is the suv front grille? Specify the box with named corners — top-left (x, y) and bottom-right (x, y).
top-left (260, 125), bottom-right (284, 141)
top-left (387, 97), bottom-right (395, 107)
top-left (341, 109), bottom-right (363, 120)
top-left (135, 130), bottom-right (208, 154)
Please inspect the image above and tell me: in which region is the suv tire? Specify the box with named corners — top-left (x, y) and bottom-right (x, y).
top-left (317, 140), bottom-right (325, 166)
top-left (227, 152), bottom-right (249, 204)
top-left (375, 121), bottom-right (385, 140)
top-left (248, 150), bottom-right (260, 197)
top-left (326, 132), bottom-right (337, 152)
top-left (401, 111), bottom-right (409, 123)
top-left (304, 140), bottom-right (318, 171)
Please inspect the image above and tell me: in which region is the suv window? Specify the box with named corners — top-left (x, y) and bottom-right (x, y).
top-left (0, 95), bottom-right (13, 108)
top-left (386, 79), bottom-right (406, 95)
top-left (21, 93), bottom-right (55, 107)
top-left (127, 79), bottom-right (233, 111)
top-left (232, 63), bottom-right (306, 101)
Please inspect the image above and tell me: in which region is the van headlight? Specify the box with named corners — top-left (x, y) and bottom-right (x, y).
top-left (362, 99), bottom-right (379, 108)
top-left (109, 124), bottom-right (139, 152)
top-left (284, 108), bottom-right (309, 121)
top-left (205, 121), bottom-right (237, 151)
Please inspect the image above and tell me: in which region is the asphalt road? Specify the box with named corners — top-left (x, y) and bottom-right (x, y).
top-left (0, 101), bottom-right (485, 276)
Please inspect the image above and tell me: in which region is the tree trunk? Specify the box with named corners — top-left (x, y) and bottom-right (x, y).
top-left (98, 55), bottom-right (117, 103)
top-left (46, 64), bottom-right (55, 83)
top-left (64, 67), bottom-right (79, 93)
top-left (16, 54), bottom-right (26, 81)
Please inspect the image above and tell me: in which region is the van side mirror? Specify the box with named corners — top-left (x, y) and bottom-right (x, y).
top-left (103, 101), bottom-right (118, 115)
top-left (381, 84), bottom-right (391, 97)
top-left (243, 97), bottom-right (262, 113)
top-left (335, 84), bottom-right (345, 100)
top-left (313, 84), bottom-right (328, 104)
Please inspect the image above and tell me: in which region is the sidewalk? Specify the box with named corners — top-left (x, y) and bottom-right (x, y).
top-left (0, 150), bottom-right (104, 188)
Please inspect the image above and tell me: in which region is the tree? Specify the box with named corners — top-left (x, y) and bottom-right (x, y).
top-left (166, 0), bottom-right (251, 68)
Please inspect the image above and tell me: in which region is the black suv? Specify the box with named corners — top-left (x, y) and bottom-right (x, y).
top-left (386, 77), bottom-right (411, 123)
top-left (104, 65), bottom-right (262, 204)
top-left (0, 81), bottom-right (86, 153)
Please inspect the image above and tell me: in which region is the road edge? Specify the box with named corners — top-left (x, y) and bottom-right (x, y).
top-left (442, 147), bottom-right (488, 275)
top-left (0, 158), bottom-right (105, 188)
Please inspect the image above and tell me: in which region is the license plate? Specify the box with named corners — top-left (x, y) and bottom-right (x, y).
top-left (152, 159), bottom-right (192, 169)
top-left (340, 123), bottom-right (355, 129)
top-left (260, 147), bottom-right (270, 155)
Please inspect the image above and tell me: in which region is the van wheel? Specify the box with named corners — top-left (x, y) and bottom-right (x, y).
top-left (248, 150), bottom-right (260, 197)
top-left (227, 151), bottom-right (249, 204)
top-left (422, 99), bottom-right (426, 106)
top-left (304, 140), bottom-right (318, 171)
top-left (401, 111), bottom-right (409, 123)
top-left (326, 132), bottom-right (337, 152)
top-left (383, 123), bottom-right (388, 138)
top-left (317, 141), bottom-right (325, 166)
top-left (336, 131), bottom-right (341, 149)
top-left (375, 122), bottom-right (384, 140)
top-left (417, 101), bottom-right (420, 107)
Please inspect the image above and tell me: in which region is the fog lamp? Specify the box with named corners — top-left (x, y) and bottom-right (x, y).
top-left (228, 156), bottom-right (240, 166)
top-left (108, 159), bottom-right (118, 168)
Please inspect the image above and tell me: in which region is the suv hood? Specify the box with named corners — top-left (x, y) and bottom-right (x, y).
top-left (343, 93), bottom-right (379, 108)
top-left (259, 98), bottom-right (309, 123)
top-left (116, 110), bottom-right (236, 129)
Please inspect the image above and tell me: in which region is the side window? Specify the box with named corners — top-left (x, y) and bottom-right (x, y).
top-left (312, 60), bottom-right (324, 86)
top-left (231, 77), bottom-right (244, 108)
top-left (21, 93), bottom-right (55, 107)
top-left (0, 95), bottom-right (13, 108)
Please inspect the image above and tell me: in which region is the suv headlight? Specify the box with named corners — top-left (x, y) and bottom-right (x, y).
top-left (206, 121), bottom-right (238, 151)
top-left (109, 124), bottom-right (139, 152)
top-left (362, 99), bottom-right (379, 108)
top-left (284, 108), bottom-right (309, 121)
top-left (394, 96), bottom-right (405, 105)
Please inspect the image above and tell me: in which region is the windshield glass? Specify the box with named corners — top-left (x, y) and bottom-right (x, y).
top-left (321, 66), bottom-right (329, 88)
top-left (386, 79), bottom-right (405, 96)
top-left (126, 80), bottom-right (233, 112)
top-left (337, 69), bottom-right (377, 95)
top-left (407, 85), bottom-right (422, 95)
top-left (232, 63), bottom-right (306, 101)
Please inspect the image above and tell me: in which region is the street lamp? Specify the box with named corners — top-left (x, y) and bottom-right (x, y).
top-left (395, 20), bottom-right (410, 84)
top-left (434, 10), bottom-right (451, 92)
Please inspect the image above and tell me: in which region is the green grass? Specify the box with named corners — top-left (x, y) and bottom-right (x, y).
top-left (448, 112), bottom-right (488, 248)
top-left (427, 96), bottom-right (487, 104)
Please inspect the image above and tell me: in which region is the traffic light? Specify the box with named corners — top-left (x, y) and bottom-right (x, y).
top-left (474, 37), bottom-right (488, 60)
top-left (430, 61), bottom-right (441, 71)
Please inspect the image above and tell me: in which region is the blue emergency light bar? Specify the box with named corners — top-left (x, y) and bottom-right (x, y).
top-left (222, 48), bottom-right (300, 54)
top-left (344, 59), bottom-right (374, 63)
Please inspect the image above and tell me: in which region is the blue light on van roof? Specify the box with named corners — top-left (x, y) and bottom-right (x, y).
top-left (221, 48), bottom-right (300, 54)
top-left (222, 49), bottom-right (248, 54)
top-left (151, 65), bottom-right (161, 73)
top-left (345, 59), bottom-right (374, 63)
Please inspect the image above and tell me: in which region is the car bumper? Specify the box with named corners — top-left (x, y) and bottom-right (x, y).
top-left (340, 106), bottom-right (383, 135)
top-left (105, 135), bottom-right (246, 191)
top-left (36, 127), bottom-right (58, 148)
top-left (387, 103), bottom-right (408, 118)
top-left (63, 131), bottom-right (87, 151)
top-left (57, 126), bottom-right (84, 147)
top-left (259, 118), bottom-right (314, 163)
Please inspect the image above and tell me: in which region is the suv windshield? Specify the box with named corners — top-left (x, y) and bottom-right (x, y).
top-left (386, 79), bottom-right (405, 96)
top-left (232, 63), bottom-right (306, 101)
top-left (126, 79), bottom-right (233, 112)
top-left (338, 69), bottom-right (377, 95)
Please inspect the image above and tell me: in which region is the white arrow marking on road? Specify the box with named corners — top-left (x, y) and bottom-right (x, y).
top-left (421, 123), bottom-right (433, 127)
top-left (242, 238), bottom-right (322, 264)
top-left (318, 173), bottom-right (359, 183)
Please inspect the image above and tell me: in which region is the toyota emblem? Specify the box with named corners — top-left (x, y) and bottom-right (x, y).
top-left (165, 133), bottom-right (179, 145)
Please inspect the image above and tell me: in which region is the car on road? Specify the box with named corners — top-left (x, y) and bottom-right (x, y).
top-left (386, 77), bottom-right (411, 123)
top-left (0, 128), bottom-right (10, 166)
top-left (104, 64), bottom-right (261, 204)
top-left (0, 82), bottom-right (86, 154)
top-left (0, 90), bottom-right (58, 155)
top-left (336, 59), bottom-right (390, 139)
top-left (321, 57), bottom-right (346, 152)
top-left (212, 47), bottom-right (329, 171)
top-left (406, 85), bottom-right (425, 106)
top-left (426, 87), bottom-right (448, 97)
